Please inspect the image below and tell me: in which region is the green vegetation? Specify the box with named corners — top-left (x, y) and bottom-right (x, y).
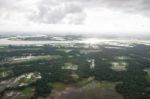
top-left (50, 82), bottom-right (67, 91)
top-left (144, 68), bottom-right (150, 82)
top-left (19, 87), bottom-right (34, 99)
top-left (0, 42), bottom-right (150, 99)
top-left (82, 81), bottom-right (123, 99)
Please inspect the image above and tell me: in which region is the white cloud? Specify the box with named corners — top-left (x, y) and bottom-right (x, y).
top-left (0, 0), bottom-right (150, 33)
top-left (30, 0), bottom-right (85, 24)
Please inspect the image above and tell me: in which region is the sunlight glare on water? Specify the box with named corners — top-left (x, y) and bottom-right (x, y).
top-left (81, 38), bottom-right (102, 44)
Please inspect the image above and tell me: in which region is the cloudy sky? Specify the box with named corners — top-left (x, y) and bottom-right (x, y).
top-left (0, 0), bottom-right (150, 34)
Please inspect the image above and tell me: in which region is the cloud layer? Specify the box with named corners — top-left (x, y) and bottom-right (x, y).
top-left (0, 0), bottom-right (150, 25)
top-left (31, 0), bottom-right (86, 24)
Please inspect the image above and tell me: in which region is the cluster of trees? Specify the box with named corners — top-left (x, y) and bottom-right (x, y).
top-left (0, 44), bottom-right (150, 99)
top-left (85, 45), bottom-right (150, 99)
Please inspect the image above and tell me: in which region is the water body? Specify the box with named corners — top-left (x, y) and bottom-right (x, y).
top-left (0, 38), bottom-right (150, 46)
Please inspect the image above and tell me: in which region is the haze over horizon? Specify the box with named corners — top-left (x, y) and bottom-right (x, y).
top-left (0, 0), bottom-right (150, 34)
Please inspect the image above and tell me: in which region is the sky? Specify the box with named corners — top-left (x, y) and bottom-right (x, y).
top-left (0, 0), bottom-right (150, 34)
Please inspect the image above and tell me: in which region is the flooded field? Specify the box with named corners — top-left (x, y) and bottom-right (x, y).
top-left (0, 35), bottom-right (150, 99)
top-left (1, 35), bottom-right (150, 47)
